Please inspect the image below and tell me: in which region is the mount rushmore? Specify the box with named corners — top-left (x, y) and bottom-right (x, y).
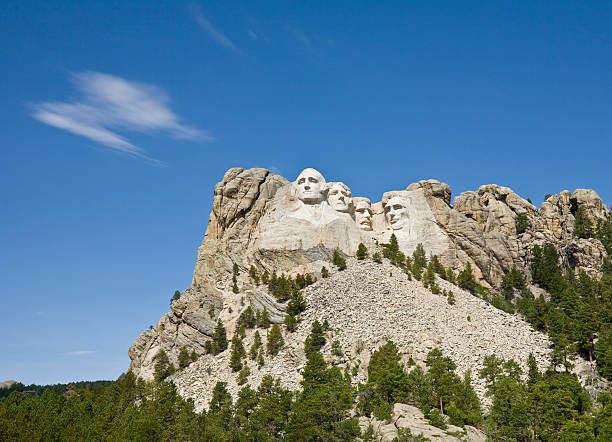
top-left (128, 167), bottom-right (610, 391)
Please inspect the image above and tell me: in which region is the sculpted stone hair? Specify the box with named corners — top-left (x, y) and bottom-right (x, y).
top-left (353, 196), bottom-right (371, 206)
top-left (328, 181), bottom-right (351, 195)
top-left (296, 168), bottom-right (326, 185)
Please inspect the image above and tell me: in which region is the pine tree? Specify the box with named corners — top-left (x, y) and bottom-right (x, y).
top-left (287, 289), bottom-right (306, 316)
top-left (457, 262), bottom-right (478, 294)
top-left (236, 364), bottom-right (250, 385)
top-left (356, 243), bottom-right (368, 260)
top-left (333, 249), bottom-right (347, 270)
top-left (213, 319), bottom-right (228, 354)
top-left (249, 331), bottom-right (262, 360)
top-left (154, 349), bottom-right (175, 382)
top-left (257, 309), bottom-right (270, 329)
top-left (413, 243), bottom-right (427, 268)
top-left (574, 207), bottom-right (593, 239)
top-left (515, 212), bottom-right (529, 234)
top-left (372, 252), bottom-right (382, 263)
top-left (266, 324), bottom-right (284, 356)
top-left (284, 313), bottom-right (298, 332)
top-left (178, 347), bottom-right (191, 369)
top-left (230, 334), bottom-right (246, 372)
top-left (321, 266), bottom-right (329, 278)
top-left (304, 320), bottom-right (326, 358)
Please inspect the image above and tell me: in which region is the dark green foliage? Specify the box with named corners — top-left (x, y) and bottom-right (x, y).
top-left (412, 243), bottom-right (427, 268)
top-left (232, 263), bottom-right (240, 293)
top-left (266, 324), bottom-right (284, 356)
top-left (446, 267), bottom-right (456, 283)
top-left (333, 248), bottom-right (347, 270)
top-left (544, 193), bottom-right (552, 201)
top-left (267, 271), bottom-right (314, 301)
top-left (457, 262), bottom-right (478, 294)
top-left (178, 347), bottom-right (191, 369)
top-left (501, 266), bottom-right (526, 300)
top-left (426, 408), bottom-right (447, 429)
top-left (515, 212), bottom-right (529, 234)
top-left (356, 242), bottom-right (368, 260)
top-left (287, 289), bottom-right (307, 316)
top-left (531, 243), bottom-right (565, 294)
top-left (382, 234), bottom-right (406, 266)
top-left (304, 320), bottom-right (327, 358)
top-left (574, 207), bottom-right (594, 239)
top-left (423, 260), bottom-right (434, 284)
top-left (321, 266), bottom-right (330, 277)
top-left (249, 331), bottom-right (262, 360)
top-left (481, 353), bottom-right (594, 442)
top-left (171, 290), bottom-right (181, 305)
top-left (153, 349), bottom-right (175, 382)
top-left (447, 291), bottom-right (456, 305)
top-left (419, 349), bottom-right (483, 426)
top-left (363, 341), bottom-right (410, 418)
top-left (491, 294), bottom-right (515, 313)
top-left (284, 313), bottom-right (298, 332)
top-left (372, 252), bottom-right (382, 263)
top-left (248, 265), bottom-right (260, 284)
top-left (0, 380), bottom-right (113, 399)
top-left (256, 309), bottom-right (270, 328)
top-left (237, 364), bottom-right (250, 385)
top-left (430, 255), bottom-right (446, 278)
top-left (212, 319), bottom-right (228, 354)
top-left (595, 329), bottom-right (612, 379)
top-left (596, 218), bottom-right (612, 254)
top-left (287, 349), bottom-right (358, 441)
top-left (230, 334), bottom-right (246, 372)
top-left (237, 305), bottom-right (256, 329)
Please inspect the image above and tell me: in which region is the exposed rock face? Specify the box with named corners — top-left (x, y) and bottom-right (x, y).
top-left (129, 167), bottom-right (609, 394)
top-left (358, 403), bottom-right (486, 441)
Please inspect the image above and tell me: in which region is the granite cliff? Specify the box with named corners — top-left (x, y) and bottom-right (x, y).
top-left (128, 167), bottom-right (609, 438)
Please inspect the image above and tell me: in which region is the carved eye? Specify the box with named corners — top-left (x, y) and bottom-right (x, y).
top-left (298, 178), bottom-right (305, 184)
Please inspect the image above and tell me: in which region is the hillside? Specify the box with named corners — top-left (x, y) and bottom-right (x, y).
top-left (171, 258), bottom-right (550, 411)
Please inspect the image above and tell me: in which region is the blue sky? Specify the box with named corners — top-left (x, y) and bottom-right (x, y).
top-left (1, 1), bottom-right (611, 384)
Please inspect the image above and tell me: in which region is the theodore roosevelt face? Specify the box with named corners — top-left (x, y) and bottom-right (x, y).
top-left (328, 182), bottom-right (352, 213)
top-left (296, 168), bottom-right (326, 204)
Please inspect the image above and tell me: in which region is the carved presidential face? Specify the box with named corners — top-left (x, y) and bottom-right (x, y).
top-left (353, 197), bottom-right (373, 231)
top-left (296, 168), bottom-right (326, 204)
top-left (328, 182), bottom-right (352, 213)
top-left (384, 196), bottom-right (408, 230)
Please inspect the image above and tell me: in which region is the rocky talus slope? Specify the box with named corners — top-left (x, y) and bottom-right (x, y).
top-left (170, 259), bottom-right (550, 412)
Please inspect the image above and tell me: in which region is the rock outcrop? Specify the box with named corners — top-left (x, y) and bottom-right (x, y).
top-left (129, 166), bottom-right (610, 408)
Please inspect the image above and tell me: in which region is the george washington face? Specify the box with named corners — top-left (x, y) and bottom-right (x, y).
top-left (295, 168), bottom-right (326, 204)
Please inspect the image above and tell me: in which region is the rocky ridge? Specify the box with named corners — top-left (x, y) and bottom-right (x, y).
top-left (129, 167), bottom-right (609, 382)
top-left (127, 167), bottom-right (610, 440)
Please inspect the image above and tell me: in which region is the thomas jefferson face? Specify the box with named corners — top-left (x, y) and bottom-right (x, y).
top-left (296, 168), bottom-right (326, 204)
top-left (384, 196), bottom-right (408, 230)
top-left (354, 197), bottom-right (373, 231)
top-left (328, 182), bottom-right (352, 213)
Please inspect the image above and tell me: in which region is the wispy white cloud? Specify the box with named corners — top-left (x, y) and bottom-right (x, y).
top-left (190, 5), bottom-right (240, 53)
top-left (31, 72), bottom-right (207, 163)
top-left (67, 350), bottom-right (96, 356)
top-left (247, 29), bottom-right (258, 40)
